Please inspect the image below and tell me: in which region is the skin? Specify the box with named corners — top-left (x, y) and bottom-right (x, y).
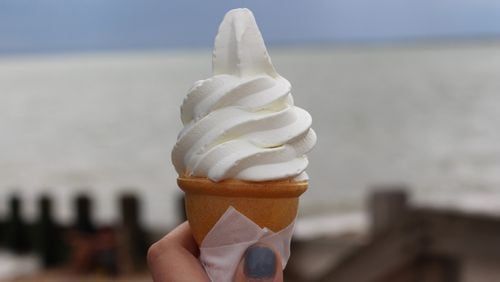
top-left (147, 221), bottom-right (283, 282)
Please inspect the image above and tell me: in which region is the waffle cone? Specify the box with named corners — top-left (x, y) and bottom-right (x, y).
top-left (177, 177), bottom-right (308, 245)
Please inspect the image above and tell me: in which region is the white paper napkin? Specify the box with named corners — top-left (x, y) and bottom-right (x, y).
top-left (200, 207), bottom-right (295, 282)
top-left (199, 206), bottom-right (295, 282)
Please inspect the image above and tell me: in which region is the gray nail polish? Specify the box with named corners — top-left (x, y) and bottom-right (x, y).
top-left (244, 245), bottom-right (276, 279)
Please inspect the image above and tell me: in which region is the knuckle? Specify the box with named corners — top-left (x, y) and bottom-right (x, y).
top-left (147, 235), bottom-right (175, 265)
top-left (147, 242), bottom-right (162, 263)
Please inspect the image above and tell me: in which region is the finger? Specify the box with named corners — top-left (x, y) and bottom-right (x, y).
top-left (233, 244), bottom-right (283, 282)
top-left (147, 221), bottom-right (210, 282)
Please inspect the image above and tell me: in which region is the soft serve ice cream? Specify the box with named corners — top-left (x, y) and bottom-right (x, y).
top-left (172, 8), bottom-right (316, 182)
top-left (173, 10), bottom-right (315, 270)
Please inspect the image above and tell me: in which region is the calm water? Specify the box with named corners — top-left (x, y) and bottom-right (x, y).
top-left (1, 43), bottom-right (500, 228)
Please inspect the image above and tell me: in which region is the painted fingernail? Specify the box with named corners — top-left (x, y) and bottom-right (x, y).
top-left (244, 245), bottom-right (276, 279)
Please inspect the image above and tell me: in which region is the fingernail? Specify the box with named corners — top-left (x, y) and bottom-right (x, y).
top-left (244, 245), bottom-right (276, 279)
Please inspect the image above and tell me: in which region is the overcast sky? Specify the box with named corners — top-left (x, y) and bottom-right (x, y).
top-left (1, 0), bottom-right (500, 54)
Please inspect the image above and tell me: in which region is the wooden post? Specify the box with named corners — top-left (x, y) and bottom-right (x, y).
top-left (68, 194), bottom-right (97, 273)
top-left (73, 194), bottom-right (96, 233)
top-left (4, 195), bottom-right (32, 254)
top-left (369, 187), bottom-right (409, 235)
top-left (118, 193), bottom-right (149, 273)
top-left (33, 194), bottom-right (65, 268)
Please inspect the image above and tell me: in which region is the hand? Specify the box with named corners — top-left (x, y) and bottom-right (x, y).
top-left (147, 221), bottom-right (283, 282)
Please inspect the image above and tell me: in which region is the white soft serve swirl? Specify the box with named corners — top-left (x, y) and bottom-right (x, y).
top-left (172, 8), bottom-right (316, 182)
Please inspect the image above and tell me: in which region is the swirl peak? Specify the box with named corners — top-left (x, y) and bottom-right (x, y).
top-left (213, 8), bottom-right (277, 78)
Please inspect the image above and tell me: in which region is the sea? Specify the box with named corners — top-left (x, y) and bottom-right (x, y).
top-left (1, 42), bottom-right (500, 232)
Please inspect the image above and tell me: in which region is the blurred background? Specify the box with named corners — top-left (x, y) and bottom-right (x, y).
top-left (1, 1), bottom-right (500, 281)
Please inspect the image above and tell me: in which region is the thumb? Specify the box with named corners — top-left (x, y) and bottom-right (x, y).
top-left (233, 244), bottom-right (283, 282)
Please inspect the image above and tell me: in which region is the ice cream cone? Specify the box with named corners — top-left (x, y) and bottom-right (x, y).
top-left (177, 177), bottom-right (308, 245)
